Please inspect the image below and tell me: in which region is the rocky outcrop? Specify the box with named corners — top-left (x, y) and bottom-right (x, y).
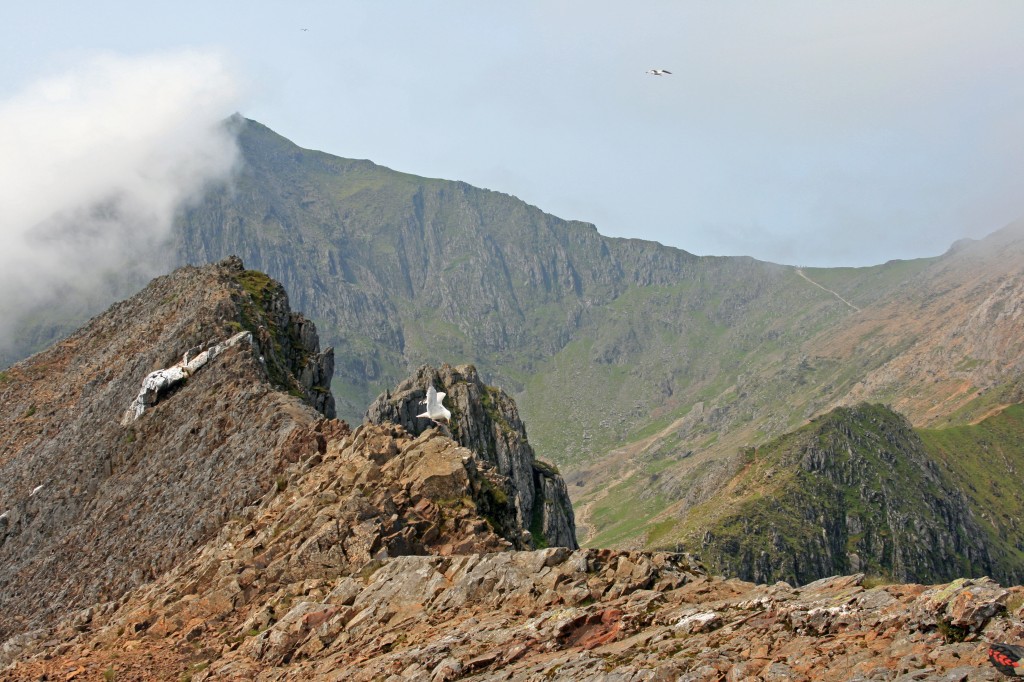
top-left (366, 364), bottom-right (577, 549)
top-left (0, 258), bottom-right (335, 640)
top-left (227, 256), bottom-right (336, 419)
top-left (689, 403), bottom-right (995, 586)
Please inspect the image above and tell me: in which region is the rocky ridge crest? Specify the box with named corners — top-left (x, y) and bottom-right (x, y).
top-left (0, 257), bottom-right (334, 640)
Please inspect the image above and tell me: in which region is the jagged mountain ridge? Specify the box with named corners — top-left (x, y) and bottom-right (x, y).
top-left (0, 257), bottom-right (337, 639)
top-left (5, 116), bottom-right (1024, 558)
top-left (0, 260), bottom-right (575, 646)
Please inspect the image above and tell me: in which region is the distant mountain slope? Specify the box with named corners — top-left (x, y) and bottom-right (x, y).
top-left (572, 221), bottom-right (1024, 551)
top-left (174, 119), bottom-right (881, 453)
top-left (5, 116), bottom-right (1024, 555)
top-left (173, 118), bottom-right (700, 420)
top-left (816, 223), bottom-right (1024, 426)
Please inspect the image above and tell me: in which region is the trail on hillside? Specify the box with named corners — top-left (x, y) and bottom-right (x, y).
top-left (571, 411), bottom-right (699, 546)
top-left (795, 269), bottom-right (861, 312)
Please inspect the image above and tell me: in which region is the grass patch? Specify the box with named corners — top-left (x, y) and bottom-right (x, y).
top-left (645, 517), bottom-right (679, 547)
top-left (179, 661), bottom-right (209, 682)
top-left (861, 575), bottom-right (895, 589)
top-left (530, 497), bottom-right (549, 549)
top-left (587, 474), bottom-right (667, 548)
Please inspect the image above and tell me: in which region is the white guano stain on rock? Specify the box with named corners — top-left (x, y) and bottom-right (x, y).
top-left (122, 331), bottom-right (253, 424)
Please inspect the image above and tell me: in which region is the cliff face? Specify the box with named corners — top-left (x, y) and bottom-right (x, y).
top-left (365, 363), bottom-right (577, 550)
top-left (0, 257), bottom-right (334, 640)
top-left (171, 118), bottom-right (837, 441)
top-left (685, 404), bottom-right (995, 585)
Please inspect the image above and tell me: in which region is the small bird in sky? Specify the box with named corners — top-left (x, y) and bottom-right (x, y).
top-left (645, 68), bottom-right (672, 76)
top-left (300, 28), bottom-right (309, 31)
top-left (417, 384), bottom-right (452, 425)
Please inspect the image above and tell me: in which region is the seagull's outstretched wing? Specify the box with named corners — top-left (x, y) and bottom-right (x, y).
top-left (417, 384), bottom-right (451, 422)
top-left (419, 385), bottom-right (439, 419)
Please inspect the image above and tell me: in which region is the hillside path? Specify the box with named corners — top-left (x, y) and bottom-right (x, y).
top-left (795, 268), bottom-right (861, 312)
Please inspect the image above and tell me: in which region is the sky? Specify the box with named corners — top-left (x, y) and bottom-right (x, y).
top-left (2, 2), bottom-right (1024, 269)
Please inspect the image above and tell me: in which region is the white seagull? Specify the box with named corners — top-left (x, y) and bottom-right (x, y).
top-left (645, 68), bottom-right (672, 76)
top-left (417, 384), bottom-right (451, 425)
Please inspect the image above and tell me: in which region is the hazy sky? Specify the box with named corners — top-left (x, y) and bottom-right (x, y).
top-left (3, 2), bottom-right (1024, 267)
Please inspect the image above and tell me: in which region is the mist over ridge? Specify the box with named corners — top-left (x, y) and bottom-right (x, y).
top-left (0, 49), bottom-right (241, 356)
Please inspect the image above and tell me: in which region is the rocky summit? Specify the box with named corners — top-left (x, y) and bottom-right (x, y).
top-left (3, 261), bottom-right (1024, 681)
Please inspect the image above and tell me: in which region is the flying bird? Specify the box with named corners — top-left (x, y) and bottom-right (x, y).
top-left (301, 28), bottom-right (309, 31)
top-left (645, 69), bottom-right (672, 76)
top-left (30, 484), bottom-right (44, 497)
top-left (417, 384), bottom-right (452, 425)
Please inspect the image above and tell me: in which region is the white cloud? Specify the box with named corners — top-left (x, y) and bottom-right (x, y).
top-left (0, 49), bottom-right (241, 351)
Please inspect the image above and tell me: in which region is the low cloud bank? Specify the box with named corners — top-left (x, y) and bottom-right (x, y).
top-left (0, 49), bottom-right (241, 357)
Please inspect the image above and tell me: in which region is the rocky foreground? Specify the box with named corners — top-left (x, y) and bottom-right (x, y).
top-left (3, 418), bottom-right (1023, 681)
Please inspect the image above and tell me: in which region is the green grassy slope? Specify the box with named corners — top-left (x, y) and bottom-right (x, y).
top-left (919, 404), bottom-right (1024, 583)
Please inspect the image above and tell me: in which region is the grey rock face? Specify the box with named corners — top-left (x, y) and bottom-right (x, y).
top-left (366, 364), bottom-right (578, 549)
top-left (221, 255), bottom-right (336, 420)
